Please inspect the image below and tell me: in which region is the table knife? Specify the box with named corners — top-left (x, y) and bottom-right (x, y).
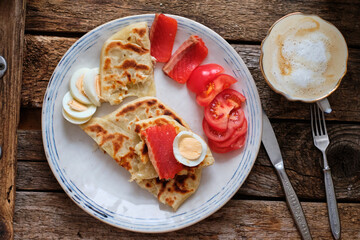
top-left (262, 110), bottom-right (312, 240)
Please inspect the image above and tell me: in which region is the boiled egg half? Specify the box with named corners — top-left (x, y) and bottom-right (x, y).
top-left (62, 91), bottom-right (96, 124)
top-left (69, 68), bottom-right (92, 105)
top-left (83, 67), bottom-right (101, 106)
top-left (173, 131), bottom-right (207, 167)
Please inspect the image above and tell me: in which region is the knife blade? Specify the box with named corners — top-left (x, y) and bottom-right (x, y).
top-left (262, 110), bottom-right (312, 240)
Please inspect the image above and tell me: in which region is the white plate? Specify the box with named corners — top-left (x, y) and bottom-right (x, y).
top-left (42, 14), bottom-right (262, 233)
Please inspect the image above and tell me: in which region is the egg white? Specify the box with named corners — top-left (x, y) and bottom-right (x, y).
top-left (62, 91), bottom-right (96, 120)
top-left (62, 108), bottom-right (92, 125)
top-left (83, 67), bottom-right (101, 106)
top-left (69, 67), bottom-right (92, 104)
top-left (173, 131), bottom-right (208, 167)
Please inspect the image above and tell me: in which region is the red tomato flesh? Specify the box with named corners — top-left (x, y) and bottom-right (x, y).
top-left (208, 134), bottom-right (246, 153)
top-left (187, 64), bottom-right (224, 94)
top-left (203, 108), bottom-right (245, 142)
top-left (150, 14), bottom-right (178, 62)
top-left (208, 140), bottom-right (234, 153)
top-left (204, 89), bottom-right (246, 132)
top-left (196, 74), bottom-right (237, 107)
top-left (142, 124), bottom-right (183, 179)
top-left (210, 119), bottom-right (247, 148)
top-left (163, 35), bottom-right (208, 84)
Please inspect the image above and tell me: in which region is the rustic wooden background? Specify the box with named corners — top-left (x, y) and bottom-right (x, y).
top-left (12, 0), bottom-right (360, 239)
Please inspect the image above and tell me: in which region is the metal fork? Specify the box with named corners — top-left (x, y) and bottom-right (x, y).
top-left (310, 104), bottom-right (341, 240)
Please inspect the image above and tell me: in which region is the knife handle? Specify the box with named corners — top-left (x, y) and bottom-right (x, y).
top-left (275, 162), bottom-right (312, 240)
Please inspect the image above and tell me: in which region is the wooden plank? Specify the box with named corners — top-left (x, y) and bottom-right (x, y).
top-left (22, 35), bottom-right (360, 121)
top-left (16, 121), bottom-right (360, 200)
top-left (13, 192), bottom-right (360, 239)
top-left (0, 0), bottom-right (26, 239)
top-left (17, 130), bottom-right (44, 161)
top-left (16, 162), bottom-right (60, 191)
top-left (25, 0), bottom-right (360, 46)
top-left (18, 108), bottom-right (41, 130)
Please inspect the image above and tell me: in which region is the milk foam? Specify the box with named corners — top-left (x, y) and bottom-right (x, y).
top-left (281, 32), bottom-right (330, 88)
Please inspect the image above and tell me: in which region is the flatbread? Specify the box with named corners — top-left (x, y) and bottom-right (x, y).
top-left (100, 22), bottom-right (155, 105)
top-left (81, 97), bottom-right (189, 181)
top-left (81, 117), bottom-right (158, 180)
top-left (81, 97), bottom-right (214, 210)
top-left (134, 116), bottom-right (214, 210)
top-left (135, 167), bottom-right (202, 211)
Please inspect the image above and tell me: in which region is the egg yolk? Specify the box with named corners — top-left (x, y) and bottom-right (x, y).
top-left (95, 74), bottom-right (101, 98)
top-left (68, 100), bottom-right (88, 112)
top-left (75, 74), bottom-right (87, 97)
top-left (178, 137), bottom-right (202, 160)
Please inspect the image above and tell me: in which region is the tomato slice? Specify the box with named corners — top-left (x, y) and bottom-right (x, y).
top-left (196, 74), bottom-right (237, 107)
top-left (203, 118), bottom-right (234, 142)
top-left (208, 131), bottom-right (247, 153)
top-left (211, 119), bottom-right (247, 148)
top-left (187, 64), bottom-right (224, 94)
top-left (208, 140), bottom-right (234, 153)
top-left (204, 89), bottom-right (246, 131)
top-left (203, 108), bottom-right (245, 142)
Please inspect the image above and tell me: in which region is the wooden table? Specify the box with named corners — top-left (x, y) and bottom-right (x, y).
top-left (2, 0), bottom-right (359, 239)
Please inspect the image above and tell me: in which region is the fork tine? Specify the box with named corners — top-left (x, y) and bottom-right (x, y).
top-left (320, 107), bottom-right (328, 135)
top-left (313, 104), bottom-right (320, 136)
top-left (316, 103), bottom-right (324, 135)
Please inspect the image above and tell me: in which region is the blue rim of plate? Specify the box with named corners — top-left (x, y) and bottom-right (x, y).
top-left (42, 14), bottom-right (262, 233)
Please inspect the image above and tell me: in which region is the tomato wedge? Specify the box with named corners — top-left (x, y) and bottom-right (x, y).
top-left (196, 74), bottom-right (237, 107)
top-left (150, 14), bottom-right (178, 62)
top-left (204, 89), bottom-right (246, 131)
top-left (187, 64), bottom-right (224, 94)
top-left (203, 108), bottom-right (245, 142)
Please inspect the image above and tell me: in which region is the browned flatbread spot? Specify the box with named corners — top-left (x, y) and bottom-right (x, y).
top-left (132, 28), bottom-right (147, 37)
top-left (105, 41), bottom-right (149, 55)
top-left (115, 59), bottom-right (150, 71)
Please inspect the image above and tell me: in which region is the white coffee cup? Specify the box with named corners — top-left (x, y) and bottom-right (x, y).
top-left (260, 12), bottom-right (348, 109)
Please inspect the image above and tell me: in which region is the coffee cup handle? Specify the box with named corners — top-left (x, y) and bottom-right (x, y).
top-left (316, 98), bottom-right (332, 114)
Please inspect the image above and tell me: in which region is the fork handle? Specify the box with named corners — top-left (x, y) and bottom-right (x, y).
top-left (324, 167), bottom-right (341, 239)
top-left (275, 162), bottom-right (312, 240)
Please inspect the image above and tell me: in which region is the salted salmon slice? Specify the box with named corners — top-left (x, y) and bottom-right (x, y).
top-left (163, 35), bottom-right (208, 84)
top-left (142, 124), bottom-right (183, 179)
top-left (150, 13), bottom-right (178, 62)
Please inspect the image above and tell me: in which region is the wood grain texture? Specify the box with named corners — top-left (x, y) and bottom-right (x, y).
top-left (22, 35), bottom-right (360, 121)
top-left (16, 121), bottom-right (360, 201)
top-left (13, 192), bottom-right (360, 239)
top-left (16, 162), bottom-right (60, 191)
top-left (25, 0), bottom-right (360, 46)
top-left (0, 0), bottom-right (26, 239)
top-left (17, 130), bottom-right (44, 161)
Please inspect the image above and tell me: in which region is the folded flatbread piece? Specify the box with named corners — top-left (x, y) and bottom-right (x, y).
top-left (100, 22), bottom-right (156, 105)
top-left (81, 97), bottom-right (189, 181)
top-left (134, 115), bottom-right (214, 210)
top-left (81, 97), bottom-right (214, 210)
